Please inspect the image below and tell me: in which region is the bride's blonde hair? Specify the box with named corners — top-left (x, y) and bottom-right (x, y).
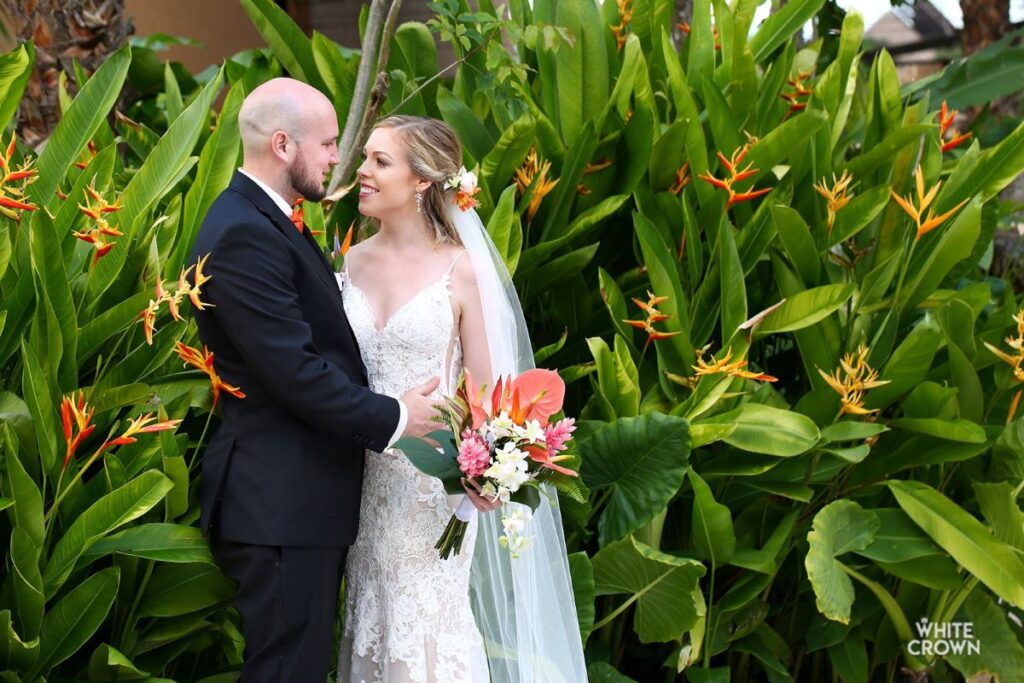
top-left (372, 115), bottom-right (463, 245)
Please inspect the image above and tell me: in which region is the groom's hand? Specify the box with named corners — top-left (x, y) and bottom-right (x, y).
top-left (401, 377), bottom-right (443, 438)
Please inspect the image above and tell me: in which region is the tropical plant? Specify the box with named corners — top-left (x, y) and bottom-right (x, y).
top-left (3, 0), bottom-right (1024, 680)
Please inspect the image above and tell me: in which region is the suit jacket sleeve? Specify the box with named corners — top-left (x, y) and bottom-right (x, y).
top-left (203, 219), bottom-right (400, 452)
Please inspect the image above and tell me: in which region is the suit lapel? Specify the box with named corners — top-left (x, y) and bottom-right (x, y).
top-left (228, 172), bottom-right (361, 350)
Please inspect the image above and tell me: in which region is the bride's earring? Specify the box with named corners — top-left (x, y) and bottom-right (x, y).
top-left (415, 190), bottom-right (423, 214)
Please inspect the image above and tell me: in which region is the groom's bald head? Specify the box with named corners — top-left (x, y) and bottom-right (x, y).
top-left (237, 77), bottom-right (340, 203)
top-left (238, 77), bottom-right (335, 161)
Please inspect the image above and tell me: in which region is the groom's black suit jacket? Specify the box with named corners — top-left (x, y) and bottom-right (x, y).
top-left (189, 171), bottom-right (399, 548)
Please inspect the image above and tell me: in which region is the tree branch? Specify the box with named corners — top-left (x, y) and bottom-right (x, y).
top-left (329, 0), bottom-right (404, 195)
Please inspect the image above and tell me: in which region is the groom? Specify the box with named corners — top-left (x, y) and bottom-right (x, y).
top-left (189, 78), bottom-right (440, 681)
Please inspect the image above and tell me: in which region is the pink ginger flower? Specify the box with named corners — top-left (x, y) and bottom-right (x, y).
top-left (458, 429), bottom-right (491, 478)
top-left (545, 418), bottom-right (576, 454)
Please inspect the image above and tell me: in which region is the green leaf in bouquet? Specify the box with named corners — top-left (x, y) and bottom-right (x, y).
top-left (888, 480), bottom-right (1024, 608)
top-left (805, 499), bottom-right (878, 624)
top-left (394, 430), bottom-right (462, 491)
top-left (592, 535), bottom-right (705, 642)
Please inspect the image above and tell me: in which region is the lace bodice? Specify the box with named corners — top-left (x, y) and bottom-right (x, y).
top-left (336, 252), bottom-right (489, 683)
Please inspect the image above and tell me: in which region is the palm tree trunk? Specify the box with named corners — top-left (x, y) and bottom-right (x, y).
top-left (0, 0), bottom-right (133, 147)
top-left (960, 0), bottom-right (1010, 56)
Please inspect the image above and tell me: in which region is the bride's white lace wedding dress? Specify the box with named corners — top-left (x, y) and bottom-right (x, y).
top-left (336, 251), bottom-right (490, 683)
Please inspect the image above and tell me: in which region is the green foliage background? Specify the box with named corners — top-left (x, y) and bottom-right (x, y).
top-left (2, 0), bottom-right (1024, 680)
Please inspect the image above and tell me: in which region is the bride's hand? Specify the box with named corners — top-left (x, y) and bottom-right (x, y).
top-left (461, 477), bottom-right (501, 513)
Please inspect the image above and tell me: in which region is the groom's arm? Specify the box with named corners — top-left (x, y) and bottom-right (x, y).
top-left (201, 219), bottom-right (400, 452)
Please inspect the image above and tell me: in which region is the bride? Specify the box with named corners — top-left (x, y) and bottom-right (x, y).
top-left (335, 115), bottom-right (587, 682)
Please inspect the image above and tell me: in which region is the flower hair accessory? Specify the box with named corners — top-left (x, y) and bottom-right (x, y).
top-left (445, 166), bottom-right (481, 211)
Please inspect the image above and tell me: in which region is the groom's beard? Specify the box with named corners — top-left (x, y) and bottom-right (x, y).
top-left (288, 154), bottom-right (327, 202)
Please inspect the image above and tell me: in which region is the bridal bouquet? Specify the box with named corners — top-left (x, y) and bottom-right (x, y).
top-left (396, 368), bottom-right (584, 559)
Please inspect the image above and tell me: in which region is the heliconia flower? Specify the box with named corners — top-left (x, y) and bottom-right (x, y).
top-left (457, 429), bottom-right (491, 478)
top-left (699, 142), bottom-right (772, 209)
top-left (624, 290), bottom-right (681, 351)
top-left (780, 70), bottom-right (814, 119)
top-left (514, 147), bottom-right (559, 224)
top-left (73, 139), bottom-right (98, 170)
top-left (139, 298), bottom-right (162, 345)
top-left (937, 101), bottom-right (971, 153)
top-left (175, 341), bottom-right (246, 407)
top-left (890, 165), bottom-right (968, 240)
top-left (677, 21), bottom-right (721, 49)
top-left (983, 308), bottom-right (1024, 423)
top-left (137, 255), bottom-right (212, 345)
top-left (461, 367), bottom-right (566, 429)
top-left (693, 345), bottom-right (777, 382)
top-left (814, 170), bottom-right (856, 233)
top-left (60, 391), bottom-right (96, 469)
top-left (818, 344), bottom-right (889, 415)
top-left (0, 132), bottom-right (39, 221)
top-left (98, 412), bottom-right (182, 455)
top-left (188, 253), bottom-right (213, 310)
top-left (73, 182), bottom-right (124, 264)
top-left (670, 162), bottom-right (691, 195)
top-left (610, 0), bottom-right (634, 50)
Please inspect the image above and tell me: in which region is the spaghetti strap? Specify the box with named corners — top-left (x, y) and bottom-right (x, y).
top-left (443, 249), bottom-right (468, 277)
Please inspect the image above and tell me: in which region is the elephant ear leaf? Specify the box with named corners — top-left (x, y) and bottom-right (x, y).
top-left (805, 500), bottom-right (878, 624)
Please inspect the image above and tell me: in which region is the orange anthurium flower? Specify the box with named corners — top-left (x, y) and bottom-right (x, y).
top-left (937, 101), bottom-right (972, 153)
top-left (699, 141), bottom-right (772, 209)
top-left (98, 413), bottom-right (182, 455)
top-left (506, 369), bottom-right (565, 426)
top-left (61, 391), bottom-right (96, 469)
top-left (175, 341), bottom-right (246, 407)
top-left (890, 165), bottom-right (969, 240)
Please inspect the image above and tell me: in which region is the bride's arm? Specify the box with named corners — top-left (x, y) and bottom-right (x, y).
top-left (450, 255), bottom-right (491, 387)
